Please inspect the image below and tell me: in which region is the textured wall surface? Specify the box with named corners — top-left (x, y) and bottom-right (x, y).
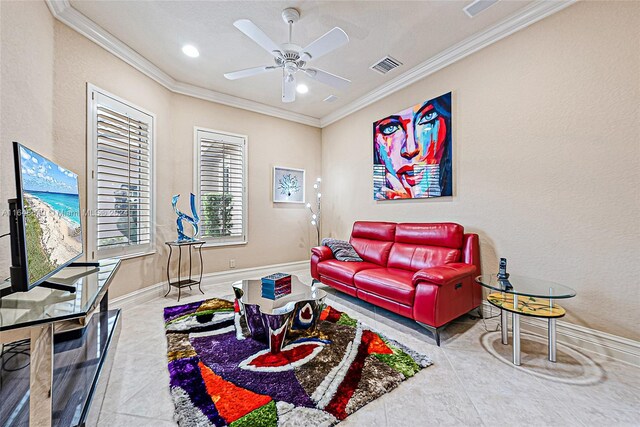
top-left (52, 22), bottom-right (322, 299)
top-left (0, 1), bottom-right (55, 276)
top-left (1, 7), bottom-right (321, 299)
top-left (321, 2), bottom-right (640, 340)
top-left (1, 1), bottom-right (638, 341)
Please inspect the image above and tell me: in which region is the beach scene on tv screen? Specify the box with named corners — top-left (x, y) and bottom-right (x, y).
top-left (19, 146), bottom-right (82, 285)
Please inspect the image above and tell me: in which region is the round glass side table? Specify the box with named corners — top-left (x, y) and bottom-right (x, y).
top-left (475, 274), bottom-right (576, 366)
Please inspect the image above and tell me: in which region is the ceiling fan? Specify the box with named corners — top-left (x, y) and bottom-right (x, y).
top-left (224, 8), bottom-right (350, 103)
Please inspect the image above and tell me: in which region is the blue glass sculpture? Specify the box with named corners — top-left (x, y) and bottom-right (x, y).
top-left (172, 193), bottom-right (200, 242)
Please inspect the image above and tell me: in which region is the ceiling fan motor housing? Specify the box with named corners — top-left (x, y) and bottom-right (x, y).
top-left (282, 7), bottom-right (300, 24)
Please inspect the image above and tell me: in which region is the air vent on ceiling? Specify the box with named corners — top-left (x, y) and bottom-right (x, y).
top-left (370, 56), bottom-right (403, 75)
top-left (463, 0), bottom-right (498, 18)
top-left (324, 95), bottom-right (338, 103)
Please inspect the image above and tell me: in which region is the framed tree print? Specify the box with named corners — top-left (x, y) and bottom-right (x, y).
top-left (273, 166), bottom-right (305, 203)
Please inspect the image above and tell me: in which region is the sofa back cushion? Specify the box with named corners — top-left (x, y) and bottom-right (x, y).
top-left (388, 223), bottom-right (463, 271)
top-left (349, 221), bottom-right (396, 266)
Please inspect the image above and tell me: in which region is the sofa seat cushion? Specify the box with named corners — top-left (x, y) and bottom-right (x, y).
top-left (317, 260), bottom-right (379, 285)
top-left (353, 268), bottom-right (416, 306)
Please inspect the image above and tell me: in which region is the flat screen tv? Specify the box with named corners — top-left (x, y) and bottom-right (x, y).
top-left (8, 142), bottom-right (84, 292)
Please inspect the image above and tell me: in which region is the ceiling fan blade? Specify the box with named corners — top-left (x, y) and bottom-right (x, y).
top-left (233, 19), bottom-right (282, 57)
top-left (224, 66), bottom-right (278, 80)
top-left (282, 73), bottom-right (296, 103)
top-left (303, 68), bottom-right (350, 90)
top-left (299, 27), bottom-right (349, 62)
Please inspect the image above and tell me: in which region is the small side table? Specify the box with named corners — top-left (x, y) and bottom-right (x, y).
top-left (165, 240), bottom-right (205, 301)
top-left (475, 274), bottom-right (576, 366)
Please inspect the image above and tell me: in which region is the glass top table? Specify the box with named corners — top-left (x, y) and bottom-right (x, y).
top-left (0, 259), bottom-right (120, 332)
top-left (232, 276), bottom-right (327, 354)
top-left (475, 273), bottom-right (576, 366)
top-left (232, 276), bottom-right (327, 315)
top-left (475, 274), bottom-right (576, 299)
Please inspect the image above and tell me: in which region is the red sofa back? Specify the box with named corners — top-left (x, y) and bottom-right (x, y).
top-left (349, 221), bottom-right (472, 272)
top-left (388, 223), bottom-right (463, 271)
top-left (349, 221), bottom-right (395, 265)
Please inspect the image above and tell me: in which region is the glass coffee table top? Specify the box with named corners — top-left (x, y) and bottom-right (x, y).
top-left (475, 274), bottom-right (576, 299)
top-left (232, 276), bottom-right (327, 315)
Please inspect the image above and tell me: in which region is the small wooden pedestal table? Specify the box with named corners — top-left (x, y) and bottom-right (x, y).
top-left (165, 240), bottom-right (205, 302)
top-left (475, 274), bottom-right (576, 366)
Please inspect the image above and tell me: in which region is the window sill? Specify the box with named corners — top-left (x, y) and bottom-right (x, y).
top-left (98, 250), bottom-right (157, 262)
top-left (202, 241), bottom-right (248, 249)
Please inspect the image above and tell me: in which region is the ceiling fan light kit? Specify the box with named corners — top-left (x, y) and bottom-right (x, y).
top-left (224, 7), bottom-right (351, 103)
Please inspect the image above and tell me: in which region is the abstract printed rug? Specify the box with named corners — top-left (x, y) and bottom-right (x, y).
top-left (164, 298), bottom-right (432, 426)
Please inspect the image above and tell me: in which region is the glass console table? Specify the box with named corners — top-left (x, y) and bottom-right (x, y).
top-left (0, 259), bottom-right (121, 426)
top-left (475, 274), bottom-right (576, 366)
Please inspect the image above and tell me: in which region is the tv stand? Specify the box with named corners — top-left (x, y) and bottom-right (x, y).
top-left (40, 281), bottom-right (76, 293)
top-left (0, 259), bottom-right (121, 427)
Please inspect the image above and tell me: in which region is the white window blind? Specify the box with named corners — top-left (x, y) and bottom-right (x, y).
top-left (88, 87), bottom-right (155, 259)
top-left (195, 128), bottom-right (247, 245)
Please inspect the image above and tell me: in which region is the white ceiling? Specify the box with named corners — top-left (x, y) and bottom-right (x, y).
top-left (67, 1), bottom-right (539, 120)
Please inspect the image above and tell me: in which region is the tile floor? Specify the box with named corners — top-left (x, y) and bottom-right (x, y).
top-left (97, 270), bottom-right (640, 426)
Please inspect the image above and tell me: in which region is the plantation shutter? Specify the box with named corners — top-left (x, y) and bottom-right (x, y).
top-left (196, 129), bottom-right (247, 245)
top-left (89, 89), bottom-right (154, 259)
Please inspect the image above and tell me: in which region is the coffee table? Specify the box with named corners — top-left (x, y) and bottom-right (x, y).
top-left (232, 276), bottom-right (327, 354)
top-left (475, 274), bottom-right (576, 366)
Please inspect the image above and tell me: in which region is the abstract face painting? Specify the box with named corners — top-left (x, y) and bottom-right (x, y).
top-left (373, 92), bottom-right (452, 200)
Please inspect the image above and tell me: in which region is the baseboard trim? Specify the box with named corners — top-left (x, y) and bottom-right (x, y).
top-left (109, 267), bottom-right (638, 368)
top-left (481, 301), bottom-right (640, 368)
top-left (109, 260), bottom-right (309, 311)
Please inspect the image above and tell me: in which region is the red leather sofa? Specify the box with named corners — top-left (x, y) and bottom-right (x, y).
top-left (311, 221), bottom-right (481, 345)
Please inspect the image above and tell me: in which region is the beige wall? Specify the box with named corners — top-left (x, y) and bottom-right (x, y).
top-left (0, 1), bottom-right (55, 275)
top-left (170, 94), bottom-right (322, 276)
top-left (2, 2), bottom-right (638, 340)
top-left (1, 5), bottom-right (321, 299)
top-left (321, 1), bottom-right (640, 340)
top-left (52, 21), bottom-right (321, 299)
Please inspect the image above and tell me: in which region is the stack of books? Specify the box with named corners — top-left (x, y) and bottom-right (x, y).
top-left (261, 273), bottom-right (292, 300)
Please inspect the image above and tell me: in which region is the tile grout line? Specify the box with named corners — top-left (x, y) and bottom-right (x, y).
top-left (439, 346), bottom-right (487, 426)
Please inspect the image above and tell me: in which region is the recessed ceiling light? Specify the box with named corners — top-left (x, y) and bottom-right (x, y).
top-left (182, 45), bottom-right (199, 58)
top-left (296, 84), bottom-right (309, 94)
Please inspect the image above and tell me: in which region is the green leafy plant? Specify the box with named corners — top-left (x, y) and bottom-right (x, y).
top-left (201, 193), bottom-right (234, 237)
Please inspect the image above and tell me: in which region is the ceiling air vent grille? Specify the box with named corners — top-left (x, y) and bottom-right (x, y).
top-left (370, 56), bottom-right (403, 75)
top-left (463, 0), bottom-right (498, 18)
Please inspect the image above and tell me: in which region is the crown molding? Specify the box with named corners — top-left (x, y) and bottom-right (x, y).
top-left (319, 0), bottom-right (576, 127)
top-left (45, 0), bottom-right (322, 128)
top-left (46, 0), bottom-right (574, 129)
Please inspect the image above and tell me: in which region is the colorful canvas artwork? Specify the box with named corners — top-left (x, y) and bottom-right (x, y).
top-left (373, 92), bottom-right (452, 200)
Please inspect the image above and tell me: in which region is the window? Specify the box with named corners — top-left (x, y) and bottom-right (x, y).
top-left (195, 128), bottom-right (247, 246)
top-left (87, 85), bottom-right (155, 259)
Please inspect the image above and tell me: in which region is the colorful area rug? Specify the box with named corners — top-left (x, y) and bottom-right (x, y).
top-left (164, 298), bottom-right (432, 426)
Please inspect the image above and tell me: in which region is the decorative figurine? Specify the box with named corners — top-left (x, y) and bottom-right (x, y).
top-left (172, 193), bottom-right (200, 242)
top-left (497, 258), bottom-right (513, 290)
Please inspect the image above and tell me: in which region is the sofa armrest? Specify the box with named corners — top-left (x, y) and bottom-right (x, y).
top-left (412, 263), bottom-right (477, 287)
top-left (311, 245), bottom-right (334, 262)
top-left (310, 246), bottom-right (334, 280)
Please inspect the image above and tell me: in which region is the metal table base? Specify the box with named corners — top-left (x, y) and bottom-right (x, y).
top-left (499, 303), bottom-right (559, 366)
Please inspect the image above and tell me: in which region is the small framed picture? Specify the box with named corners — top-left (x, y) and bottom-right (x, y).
top-left (273, 166), bottom-right (305, 203)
